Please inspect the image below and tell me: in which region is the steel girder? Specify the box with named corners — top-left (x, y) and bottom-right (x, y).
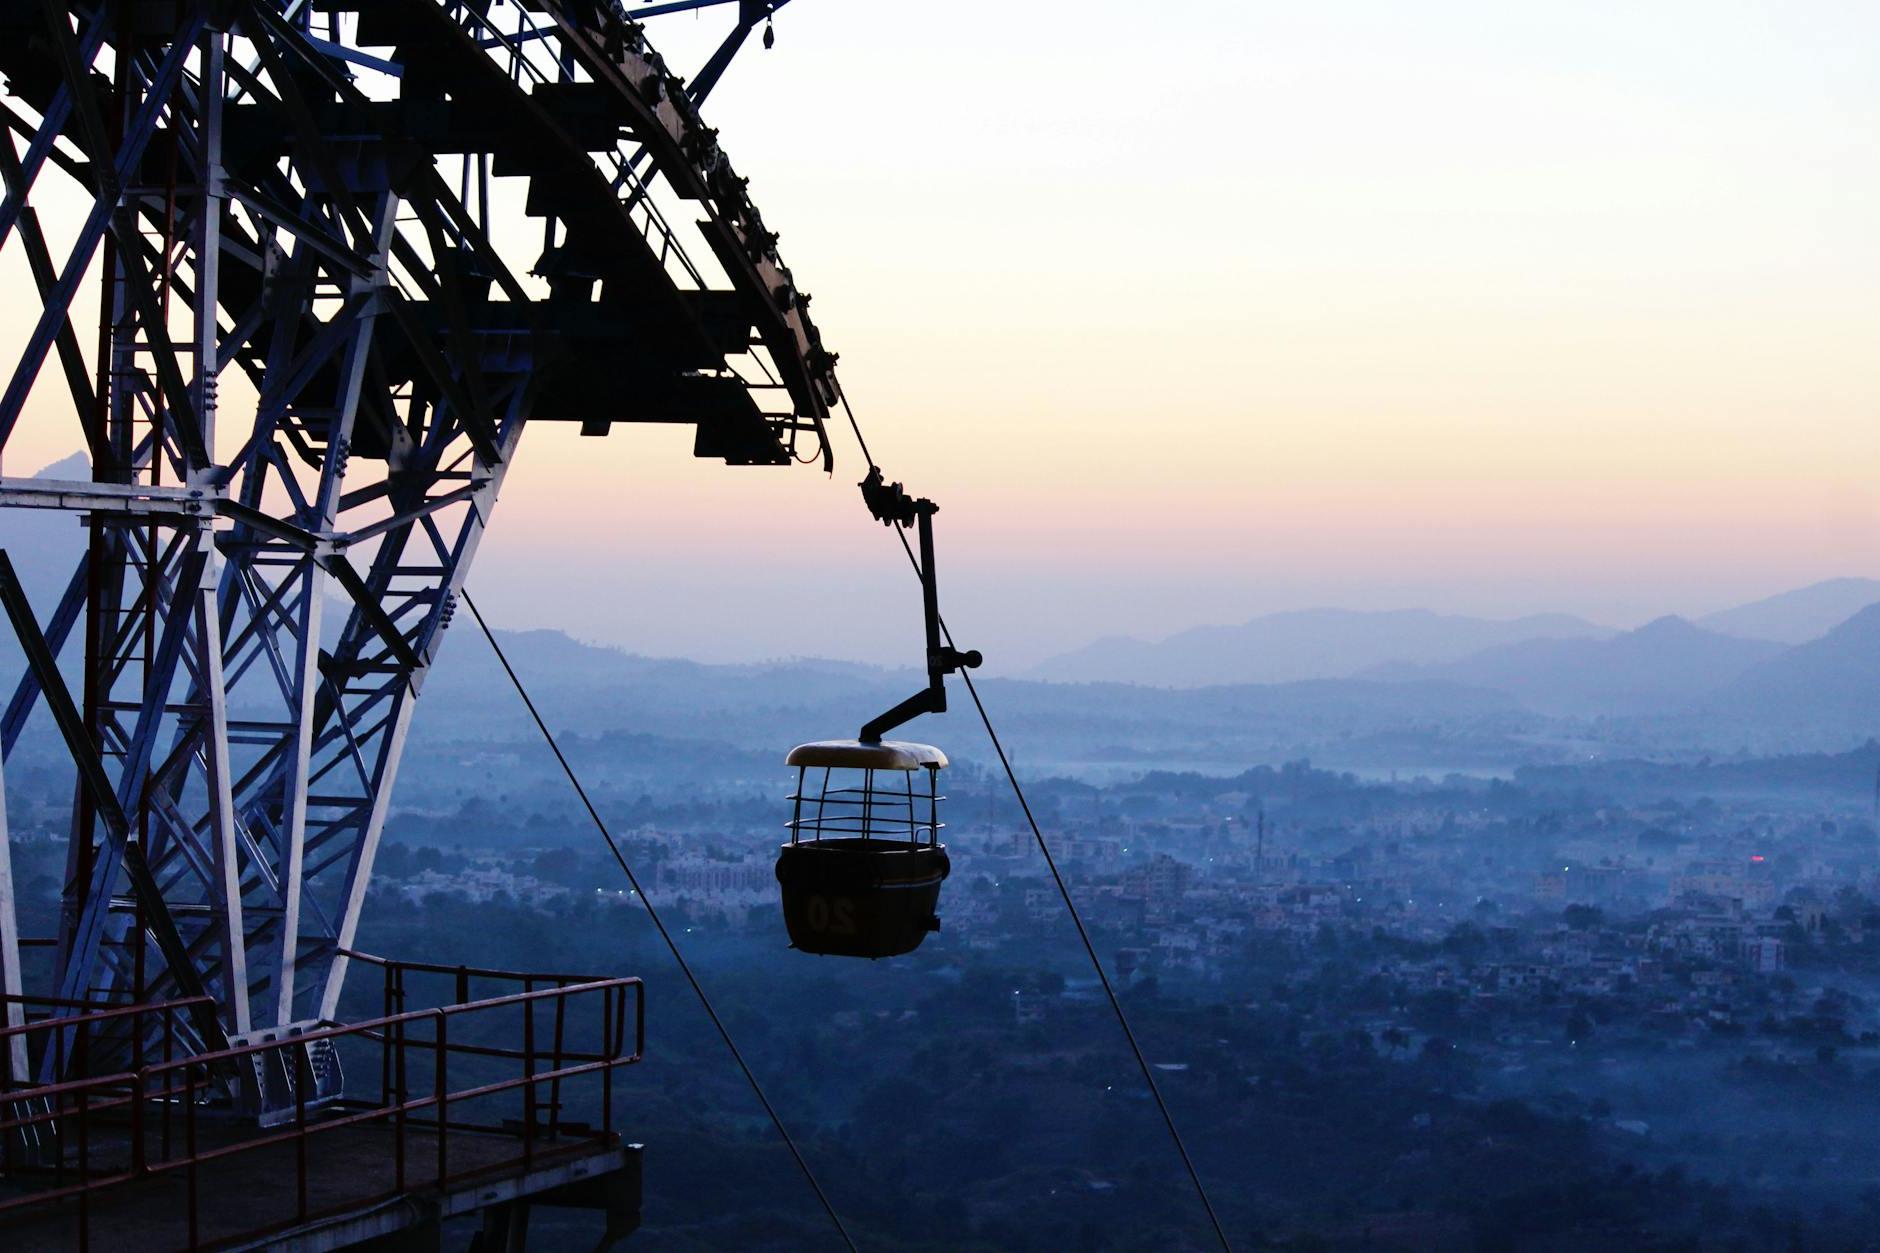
top-left (0, 0), bottom-right (838, 1067)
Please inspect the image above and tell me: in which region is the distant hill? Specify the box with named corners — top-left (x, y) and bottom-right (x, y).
top-left (414, 627), bottom-right (1537, 778)
top-left (0, 452), bottom-right (89, 604)
top-left (1377, 616), bottom-right (1783, 716)
top-left (1516, 739), bottom-right (1880, 803)
top-left (1708, 603), bottom-right (1880, 736)
top-left (1026, 608), bottom-right (1610, 688)
top-left (1698, 578), bottom-right (1880, 643)
top-left (0, 453), bottom-right (90, 669)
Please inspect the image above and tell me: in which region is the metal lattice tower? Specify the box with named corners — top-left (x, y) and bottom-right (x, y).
top-left (0, 0), bottom-right (834, 1062)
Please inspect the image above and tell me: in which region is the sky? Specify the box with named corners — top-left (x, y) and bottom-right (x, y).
top-left (5, 1), bottom-right (1880, 668)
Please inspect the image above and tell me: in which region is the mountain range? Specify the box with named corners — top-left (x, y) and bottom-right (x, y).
top-left (1027, 608), bottom-right (1611, 687)
top-left (1696, 577), bottom-right (1880, 644)
top-left (1363, 616), bottom-right (1784, 716)
top-left (412, 628), bottom-right (1530, 779)
top-left (396, 604), bottom-right (1880, 771)
top-left (1706, 603), bottom-right (1880, 735)
top-left (7, 450), bottom-right (1880, 753)
top-left (1028, 580), bottom-right (1880, 696)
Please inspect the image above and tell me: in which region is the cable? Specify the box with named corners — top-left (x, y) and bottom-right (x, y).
top-left (836, 389), bottom-right (1234, 1252)
top-left (834, 380), bottom-right (876, 472)
top-left (460, 590), bottom-right (859, 1253)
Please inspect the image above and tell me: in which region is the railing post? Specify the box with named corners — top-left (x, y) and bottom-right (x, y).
top-left (76, 1083), bottom-right (89, 1252)
top-left (394, 1010), bottom-right (407, 1194)
top-left (130, 1069), bottom-right (146, 1174)
top-left (434, 1011), bottom-right (448, 1186)
top-left (522, 989), bottom-right (535, 1166)
top-left (549, 984), bottom-right (567, 1138)
top-left (396, 1010), bottom-right (409, 1107)
top-left (295, 1045), bottom-right (309, 1221)
top-left (381, 961), bottom-right (393, 1104)
top-left (601, 987), bottom-right (613, 1136)
top-left (161, 1009), bottom-right (174, 1159)
top-left (186, 1067), bottom-right (199, 1250)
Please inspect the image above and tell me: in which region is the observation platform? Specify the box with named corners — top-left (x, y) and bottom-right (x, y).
top-left (1, 1121), bottom-right (640, 1252)
top-left (1, 953), bottom-right (645, 1251)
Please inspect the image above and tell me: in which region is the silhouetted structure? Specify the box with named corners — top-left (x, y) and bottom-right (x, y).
top-left (0, 2), bottom-right (819, 1246)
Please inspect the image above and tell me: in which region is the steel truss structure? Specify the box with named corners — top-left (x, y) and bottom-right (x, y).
top-left (0, 0), bottom-right (834, 1068)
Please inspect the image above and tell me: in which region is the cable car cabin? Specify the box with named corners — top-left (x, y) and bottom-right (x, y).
top-left (777, 740), bottom-right (951, 958)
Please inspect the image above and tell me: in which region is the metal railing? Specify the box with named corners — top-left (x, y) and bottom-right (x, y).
top-left (0, 992), bottom-right (210, 1088)
top-left (0, 957), bottom-right (643, 1250)
top-left (788, 766), bottom-right (948, 848)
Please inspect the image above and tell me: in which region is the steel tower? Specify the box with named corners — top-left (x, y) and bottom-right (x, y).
top-left (0, 0), bottom-right (833, 1060)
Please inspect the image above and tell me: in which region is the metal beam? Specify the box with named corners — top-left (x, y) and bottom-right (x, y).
top-left (0, 743), bottom-right (24, 1081)
top-left (0, 549), bottom-right (223, 1056)
top-left (0, 3), bottom-right (209, 453)
top-left (0, 0), bottom-right (833, 1068)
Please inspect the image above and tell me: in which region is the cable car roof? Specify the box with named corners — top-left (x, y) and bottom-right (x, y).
top-left (786, 740), bottom-right (949, 771)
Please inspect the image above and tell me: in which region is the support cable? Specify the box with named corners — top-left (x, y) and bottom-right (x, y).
top-left (835, 389), bottom-right (1234, 1252)
top-left (460, 590), bottom-right (859, 1253)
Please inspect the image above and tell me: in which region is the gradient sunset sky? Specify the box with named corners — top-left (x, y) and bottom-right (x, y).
top-left (4, 1), bottom-right (1878, 667)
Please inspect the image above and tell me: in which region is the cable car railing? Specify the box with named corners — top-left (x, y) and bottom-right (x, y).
top-left (787, 769), bottom-right (946, 847)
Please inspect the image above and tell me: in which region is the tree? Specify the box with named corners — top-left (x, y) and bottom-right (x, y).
top-left (1562, 904), bottom-right (1603, 930)
top-left (1441, 922), bottom-right (1488, 961)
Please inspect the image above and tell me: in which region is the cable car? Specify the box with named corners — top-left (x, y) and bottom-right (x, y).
top-left (777, 469), bottom-right (978, 958)
top-left (777, 739), bottom-right (950, 957)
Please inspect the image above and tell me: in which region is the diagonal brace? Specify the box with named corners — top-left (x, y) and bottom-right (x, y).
top-left (0, 550), bottom-right (225, 1057)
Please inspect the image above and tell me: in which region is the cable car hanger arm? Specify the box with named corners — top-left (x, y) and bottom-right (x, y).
top-left (857, 467), bottom-right (981, 743)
